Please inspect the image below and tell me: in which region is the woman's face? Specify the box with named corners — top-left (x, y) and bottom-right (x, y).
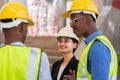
top-left (57, 37), bottom-right (77, 54)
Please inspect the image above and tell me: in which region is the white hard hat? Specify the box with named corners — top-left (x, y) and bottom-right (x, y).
top-left (57, 26), bottom-right (79, 42)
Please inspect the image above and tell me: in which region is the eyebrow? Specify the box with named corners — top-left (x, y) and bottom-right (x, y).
top-left (64, 37), bottom-right (72, 41)
top-left (58, 37), bottom-right (71, 40)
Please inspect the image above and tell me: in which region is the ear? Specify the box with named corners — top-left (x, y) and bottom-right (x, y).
top-left (19, 23), bottom-right (27, 33)
top-left (84, 15), bottom-right (91, 25)
top-left (73, 42), bottom-right (78, 49)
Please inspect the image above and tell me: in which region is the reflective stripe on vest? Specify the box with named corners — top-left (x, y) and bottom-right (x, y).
top-left (77, 35), bottom-right (118, 80)
top-left (0, 45), bottom-right (41, 80)
top-left (27, 47), bottom-right (41, 80)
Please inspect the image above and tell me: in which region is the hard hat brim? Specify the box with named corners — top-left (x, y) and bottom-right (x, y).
top-left (61, 10), bottom-right (71, 18)
top-left (28, 19), bottom-right (34, 26)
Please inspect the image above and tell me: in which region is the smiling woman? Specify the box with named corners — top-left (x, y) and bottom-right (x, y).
top-left (51, 26), bottom-right (79, 80)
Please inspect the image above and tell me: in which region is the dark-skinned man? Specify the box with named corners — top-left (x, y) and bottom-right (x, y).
top-left (0, 1), bottom-right (52, 80)
top-left (62, 0), bottom-right (118, 80)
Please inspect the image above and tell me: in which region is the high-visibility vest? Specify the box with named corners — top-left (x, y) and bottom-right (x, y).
top-left (77, 35), bottom-right (118, 80)
top-left (0, 45), bottom-right (41, 80)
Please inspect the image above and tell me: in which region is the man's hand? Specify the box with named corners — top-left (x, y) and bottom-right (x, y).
top-left (63, 69), bottom-right (76, 80)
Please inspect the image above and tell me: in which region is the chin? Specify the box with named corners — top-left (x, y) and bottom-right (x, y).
top-left (60, 50), bottom-right (66, 52)
top-left (61, 50), bottom-right (68, 53)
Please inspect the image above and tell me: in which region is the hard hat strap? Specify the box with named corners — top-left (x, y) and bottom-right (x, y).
top-left (0, 18), bottom-right (28, 28)
top-left (70, 10), bottom-right (96, 21)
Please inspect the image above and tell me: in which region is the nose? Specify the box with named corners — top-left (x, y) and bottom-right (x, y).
top-left (69, 21), bottom-right (74, 27)
top-left (70, 22), bottom-right (75, 29)
top-left (60, 41), bottom-right (65, 45)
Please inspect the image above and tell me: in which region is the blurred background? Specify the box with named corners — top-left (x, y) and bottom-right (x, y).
top-left (0, 0), bottom-right (120, 79)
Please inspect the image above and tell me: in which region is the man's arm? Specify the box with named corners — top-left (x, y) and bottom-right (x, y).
top-left (89, 41), bottom-right (111, 80)
top-left (38, 51), bottom-right (52, 80)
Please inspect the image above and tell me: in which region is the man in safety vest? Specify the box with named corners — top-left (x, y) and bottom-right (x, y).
top-left (0, 1), bottom-right (52, 80)
top-left (62, 0), bottom-right (118, 80)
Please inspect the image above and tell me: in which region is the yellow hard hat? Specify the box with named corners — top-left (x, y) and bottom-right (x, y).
top-left (0, 1), bottom-right (34, 26)
top-left (62, 0), bottom-right (99, 18)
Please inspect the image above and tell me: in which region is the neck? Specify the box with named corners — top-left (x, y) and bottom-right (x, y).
top-left (3, 26), bottom-right (25, 44)
top-left (4, 35), bottom-right (23, 44)
top-left (84, 24), bottom-right (97, 38)
top-left (62, 52), bottom-right (73, 66)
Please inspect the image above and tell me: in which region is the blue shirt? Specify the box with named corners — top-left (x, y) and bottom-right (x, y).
top-left (85, 31), bottom-right (111, 80)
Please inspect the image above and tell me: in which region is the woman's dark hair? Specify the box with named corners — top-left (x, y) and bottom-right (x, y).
top-left (71, 38), bottom-right (79, 53)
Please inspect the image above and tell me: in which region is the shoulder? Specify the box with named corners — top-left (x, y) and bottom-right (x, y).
top-left (71, 56), bottom-right (79, 64)
top-left (52, 59), bottom-right (63, 67)
top-left (91, 40), bottom-right (110, 52)
top-left (69, 56), bottom-right (79, 67)
top-left (40, 51), bottom-right (49, 62)
top-left (89, 40), bottom-right (111, 61)
top-left (30, 47), bottom-right (47, 57)
top-left (41, 51), bottom-right (47, 57)
top-left (51, 59), bottom-right (62, 72)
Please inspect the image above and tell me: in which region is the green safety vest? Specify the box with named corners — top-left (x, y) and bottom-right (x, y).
top-left (77, 35), bottom-right (118, 80)
top-left (0, 45), bottom-right (41, 80)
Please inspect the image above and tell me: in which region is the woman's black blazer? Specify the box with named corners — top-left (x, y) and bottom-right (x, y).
top-left (51, 56), bottom-right (79, 80)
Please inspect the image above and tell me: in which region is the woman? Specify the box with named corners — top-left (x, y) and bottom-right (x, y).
top-left (51, 26), bottom-right (79, 80)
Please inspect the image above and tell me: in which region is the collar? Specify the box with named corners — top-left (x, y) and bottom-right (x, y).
top-left (84, 31), bottom-right (102, 45)
top-left (10, 42), bottom-right (25, 46)
top-left (0, 42), bottom-right (25, 47)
